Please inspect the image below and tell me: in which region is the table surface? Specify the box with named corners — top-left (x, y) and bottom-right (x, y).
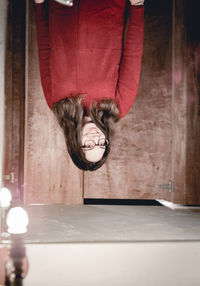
top-left (1, 204), bottom-right (199, 243)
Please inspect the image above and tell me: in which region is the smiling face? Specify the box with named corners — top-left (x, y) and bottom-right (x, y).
top-left (81, 118), bottom-right (108, 163)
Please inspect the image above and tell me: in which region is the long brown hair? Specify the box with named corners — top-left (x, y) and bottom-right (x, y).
top-left (53, 95), bottom-right (119, 171)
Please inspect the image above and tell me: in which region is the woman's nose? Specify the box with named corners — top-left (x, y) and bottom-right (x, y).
top-left (92, 134), bottom-right (101, 140)
top-left (89, 133), bottom-right (101, 142)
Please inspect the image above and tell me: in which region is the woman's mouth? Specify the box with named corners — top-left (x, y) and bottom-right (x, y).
top-left (87, 127), bottom-right (100, 135)
top-left (88, 131), bottom-right (99, 135)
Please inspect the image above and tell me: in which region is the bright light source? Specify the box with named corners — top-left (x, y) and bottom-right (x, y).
top-left (0, 187), bottom-right (12, 207)
top-left (54, 0), bottom-right (73, 6)
top-left (6, 207), bottom-right (29, 234)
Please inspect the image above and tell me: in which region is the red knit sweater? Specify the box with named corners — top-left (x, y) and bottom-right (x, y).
top-left (35, 0), bottom-right (144, 118)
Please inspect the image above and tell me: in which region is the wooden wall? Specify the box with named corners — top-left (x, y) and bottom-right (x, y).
top-left (24, 0), bottom-right (83, 204)
top-left (3, 0), bottom-right (200, 205)
top-left (4, 0), bottom-right (26, 202)
top-left (172, 0), bottom-right (200, 204)
top-left (184, 0), bottom-right (200, 204)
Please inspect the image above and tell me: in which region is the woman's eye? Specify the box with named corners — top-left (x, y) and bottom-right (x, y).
top-left (85, 144), bottom-right (92, 148)
top-left (84, 141), bottom-right (94, 148)
top-left (99, 140), bottom-right (106, 146)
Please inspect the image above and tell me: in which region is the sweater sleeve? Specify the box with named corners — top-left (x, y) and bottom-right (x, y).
top-left (35, 2), bottom-right (52, 108)
top-left (115, 5), bottom-right (144, 118)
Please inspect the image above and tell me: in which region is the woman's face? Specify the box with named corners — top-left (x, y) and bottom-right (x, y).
top-left (81, 117), bottom-right (107, 163)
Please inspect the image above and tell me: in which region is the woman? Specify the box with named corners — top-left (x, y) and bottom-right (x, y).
top-left (34, 0), bottom-right (144, 171)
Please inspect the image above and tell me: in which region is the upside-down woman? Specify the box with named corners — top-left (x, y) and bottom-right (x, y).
top-left (34, 0), bottom-right (144, 170)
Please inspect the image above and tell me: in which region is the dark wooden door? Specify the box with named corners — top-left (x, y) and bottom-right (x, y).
top-left (25, 0), bottom-right (174, 204)
top-left (3, 0), bottom-right (200, 205)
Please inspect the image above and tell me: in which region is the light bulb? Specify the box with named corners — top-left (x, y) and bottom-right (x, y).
top-left (0, 187), bottom-right (12, 207)
top-left (66, 0), bottom-right (73, 6)
top-left (6, 207), bottom-right (29, 234)
top-left (54, 0), bottom-right (73, 6)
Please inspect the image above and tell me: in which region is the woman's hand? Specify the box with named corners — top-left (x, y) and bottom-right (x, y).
top-left (129, 0), bottom-right (144, 5)
top-left (34, 0), bottom-right (45, 3)
top-left (0, 246), bottom-right (29, 285)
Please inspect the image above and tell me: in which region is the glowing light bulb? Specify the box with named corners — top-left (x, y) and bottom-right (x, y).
top-left (0, 187), bottom-right (12, 207)
top-left (6, 207), bottom-right (29, 234)
top-left (66, 0), bottom-right (73, 6)
top-left (54, 0), bottom-right (73, 6)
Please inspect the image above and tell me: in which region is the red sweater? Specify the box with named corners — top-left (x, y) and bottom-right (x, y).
top-left (35, 0), bottom-right (144, 118)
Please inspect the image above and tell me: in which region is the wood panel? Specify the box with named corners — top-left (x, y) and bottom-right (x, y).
top-left (171, 0), bottom-right (187, 203)
top-left (172, 0), bottom-right (187, 204)
top-left (172, 0), bottom-right (200, 204)
top-left (24, 0), bottom-right (83, 204)
top-left (3, 0), bottom-right (26, 202)
top-left (84, 0), bottom-right (173, 201)
top-left (185, 1), bottom-right (200, 204)
top-left (4, 0), bottom-right (200, 205)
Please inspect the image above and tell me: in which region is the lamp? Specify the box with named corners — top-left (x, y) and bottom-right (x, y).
top-left (5, 207), bottom-right (29, 286)
top-left (0, 187), bottom-right (12, 234)
top-left (0, 187), bottom-right (12, 208)
top-left (54, 0), bottom-right (73, 7)
top-left (6, 207), bottom-right (29, 234)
